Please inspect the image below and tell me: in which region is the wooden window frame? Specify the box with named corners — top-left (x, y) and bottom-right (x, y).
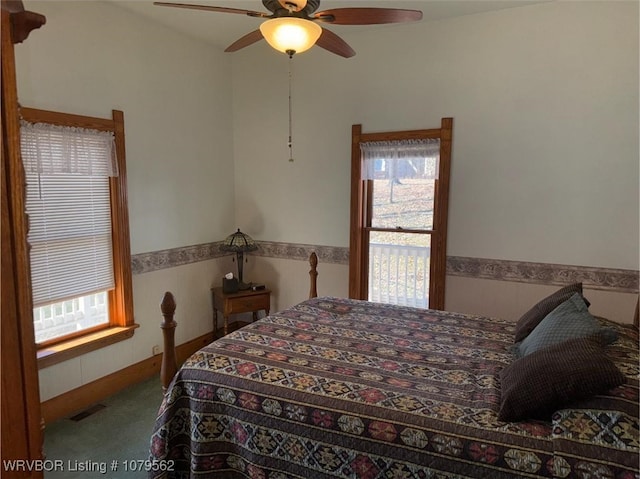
top-left (20, 107), bottom-right (137, 369)
top-left (349, 118), bottom-right (453, 310)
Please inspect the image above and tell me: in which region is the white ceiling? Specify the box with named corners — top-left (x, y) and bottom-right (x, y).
top-left (109, 0), bottom-right (548, 51)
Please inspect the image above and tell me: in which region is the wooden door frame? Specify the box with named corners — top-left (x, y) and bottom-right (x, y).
top-left (349, 118), bottom-right (453, 309)
top-left (1, 2), bottom-right (46, 476)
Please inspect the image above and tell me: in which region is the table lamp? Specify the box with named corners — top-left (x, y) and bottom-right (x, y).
top-left (219, 229), bottom-right (258, 290)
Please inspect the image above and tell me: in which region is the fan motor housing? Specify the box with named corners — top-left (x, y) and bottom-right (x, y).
top-left (263, 0), bottom-right (320, 15)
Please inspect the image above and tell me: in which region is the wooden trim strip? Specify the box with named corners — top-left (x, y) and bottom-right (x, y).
top-left (429, 117), bottom-right (453, 309)
top-left (358, 128), bottom-right (443, 142)
top-left (20, 107), bottom-right (115, 131)
top-left (2, 6), bottom-right (45, 468)
top-left (110, 109), bottom-right (135, 329)
top-left (349, 124), bottom-right (364, 299)
top-left (40, 331), bottom-right (215, 425)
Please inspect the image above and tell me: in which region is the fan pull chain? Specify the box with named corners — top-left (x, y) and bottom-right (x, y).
top-left (288, 52), bottom-right (294, 162)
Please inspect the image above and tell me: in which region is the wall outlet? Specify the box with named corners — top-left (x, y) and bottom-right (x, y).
top-left (152, 345), bottom-right (161, 356)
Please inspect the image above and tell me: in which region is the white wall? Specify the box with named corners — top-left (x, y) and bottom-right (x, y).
top-left (17, 0), bottom-right (236, 254)
top-left (232, 1), bottom-right (639, 271)
top-left (17, 0), bottom-right (235, 400)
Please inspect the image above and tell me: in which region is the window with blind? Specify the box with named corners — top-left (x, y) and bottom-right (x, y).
top-left (20, 107), bottom-right (135, 359)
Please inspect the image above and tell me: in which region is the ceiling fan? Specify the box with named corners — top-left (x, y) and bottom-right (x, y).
top-left (154, 0), bottom-right (423, 58)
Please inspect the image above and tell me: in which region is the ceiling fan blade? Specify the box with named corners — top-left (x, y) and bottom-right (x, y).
top-left (225, 29), bottom-right (264, 52)
top-left (153, 2), bottom-right (270, 18)
top-left (313, 8), bottom-right (422, 25)
top-left (316, 28), bottom-right (355, 58)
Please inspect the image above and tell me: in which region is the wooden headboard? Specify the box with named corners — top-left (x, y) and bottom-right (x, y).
top-left (159, 252), bottom-right (319, 390)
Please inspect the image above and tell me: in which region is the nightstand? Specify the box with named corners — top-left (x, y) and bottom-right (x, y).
top-left (211, 286), bottom-right (271, 337)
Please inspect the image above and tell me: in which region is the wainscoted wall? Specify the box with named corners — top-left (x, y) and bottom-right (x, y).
top-left (132, 241), bottom-right (639, 324)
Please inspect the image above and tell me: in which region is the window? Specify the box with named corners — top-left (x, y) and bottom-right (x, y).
top-left (32, 292), bottom-right (108, 344)
top-left (20, 107), bottom-right (135, 367)
top-left (349, 119), bottom-right (452, 309)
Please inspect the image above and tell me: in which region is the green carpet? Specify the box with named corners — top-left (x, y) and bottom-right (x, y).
top-left (43, 376), bottom-right (164, 478)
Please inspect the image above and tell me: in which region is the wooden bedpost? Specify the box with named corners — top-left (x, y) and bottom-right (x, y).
top-left (309, 252), bottom-right (318, 299)
top-left (160, 291), bottom-right (177, 391)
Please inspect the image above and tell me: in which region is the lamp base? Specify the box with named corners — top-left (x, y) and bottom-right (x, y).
top-left (238, 282), bottom-right (252, 291)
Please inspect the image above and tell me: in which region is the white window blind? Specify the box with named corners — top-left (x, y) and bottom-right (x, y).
top-left (21, 121), bottom-right (118, 307)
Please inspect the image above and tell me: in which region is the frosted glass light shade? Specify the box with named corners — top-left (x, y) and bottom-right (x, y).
top-left (260, 17), bottom-right (322, 55)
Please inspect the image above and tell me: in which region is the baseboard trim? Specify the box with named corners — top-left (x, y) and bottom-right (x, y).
top-left (40, 332), bottom-right (215, 425)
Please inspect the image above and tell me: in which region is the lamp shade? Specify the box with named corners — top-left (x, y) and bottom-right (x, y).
top-left (220, 229), bottom-right (258, 253)
top-left (259, 17), bottom-right (322, 55)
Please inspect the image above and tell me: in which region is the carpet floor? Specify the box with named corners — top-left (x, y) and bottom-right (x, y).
top-left (43, 376), bottom-right (164, 478)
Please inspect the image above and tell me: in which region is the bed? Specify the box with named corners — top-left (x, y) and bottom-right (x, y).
top-left (149, 255), bottom-right (639, 478)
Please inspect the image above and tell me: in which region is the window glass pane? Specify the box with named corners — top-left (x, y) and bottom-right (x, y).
top-left (368, 231), bottom-right (431, 308)
top-left (33, 291), bottom-right (109, 344)
top-left (371, 178), bottom-right (434, 230)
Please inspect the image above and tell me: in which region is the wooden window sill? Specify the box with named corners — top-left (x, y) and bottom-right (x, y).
top-left (37, 324), bottom-right (139, 369)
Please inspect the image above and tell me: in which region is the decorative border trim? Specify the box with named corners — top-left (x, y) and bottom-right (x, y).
top-left (447, 256), bottom-right (638, 293)
top-left (254, 241), bottom-right (349, 265)
top-left (130, 241), bottom-right (348, 275)
top-left (132, 242), bottom-right (222, 275)
top-left (131, 242), bottom-right (638, 293)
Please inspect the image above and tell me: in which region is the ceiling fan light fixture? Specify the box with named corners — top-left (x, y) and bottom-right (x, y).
top-left (260, 17), bottom-right (322, 55)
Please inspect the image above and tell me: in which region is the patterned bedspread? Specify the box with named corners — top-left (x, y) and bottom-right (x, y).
top-left (149, 297), bottom-right (639, 479)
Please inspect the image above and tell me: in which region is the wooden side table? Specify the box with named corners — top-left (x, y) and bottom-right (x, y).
top-left (211, 287), bottom-right (271, 337)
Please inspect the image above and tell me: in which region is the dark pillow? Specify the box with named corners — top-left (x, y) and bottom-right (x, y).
top-left (499, 334), bottom-right (625, 422)
top-left (513, 283), bottom-right (590, 343)
top-left (514, 293), bottom-right (616, 357)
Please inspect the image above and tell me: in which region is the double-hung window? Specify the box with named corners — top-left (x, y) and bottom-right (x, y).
top-left (349, 119), bottom-right (453, 310)
top-left (20, 107), bottom-right (135, 367)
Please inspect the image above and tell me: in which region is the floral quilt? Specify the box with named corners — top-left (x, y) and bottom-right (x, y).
top-left (149, 297), bottom-right (639, 478)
